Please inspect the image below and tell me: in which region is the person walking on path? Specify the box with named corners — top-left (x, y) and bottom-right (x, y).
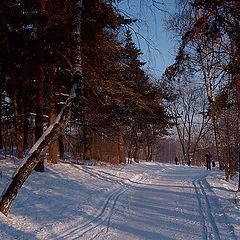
top-left (175, 156), bottom-right (179, 165)
top-left (205, 151), bottom-right (212, 170)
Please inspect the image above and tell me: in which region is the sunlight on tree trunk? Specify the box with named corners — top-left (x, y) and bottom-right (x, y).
top-left (118, 126), bottom-right (125, 163)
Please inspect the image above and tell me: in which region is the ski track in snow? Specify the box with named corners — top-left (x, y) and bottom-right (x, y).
top-left (0, 159), bottom-right (239, 240)
top-left (193, 173), bottom-right (221, 240)
top-left (193, 173), bottom-right (238, 240)
top-left (201, 178), bottom-right (238, 240)
top-left (49, 167), bottom-right (147, 240)
top-left (55, 187), bottom-right (127, 240)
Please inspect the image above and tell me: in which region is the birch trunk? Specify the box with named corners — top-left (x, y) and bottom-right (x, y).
top-left (0, 0), bottom-right (83, 216)
top-left (199, 44), bottom-right (224, 170)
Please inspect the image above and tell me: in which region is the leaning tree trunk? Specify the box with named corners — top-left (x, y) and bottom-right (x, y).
top-left (0, 0), bottom-right (83, 216)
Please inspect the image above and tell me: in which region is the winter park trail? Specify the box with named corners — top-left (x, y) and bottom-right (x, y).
top-left (193, 174), bottom-right (237, 240)
top-left (0, 159), bottom-right (239, 240)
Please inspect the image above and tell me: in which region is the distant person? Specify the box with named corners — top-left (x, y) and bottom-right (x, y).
top-left (175, 156), bottom-right (179, 165)
top-left (212, 159), bottom-right (216, 168)
top-left (205, 151), bottom-right (212, 170)
top-left (128, 158), bottom-right (133, 164)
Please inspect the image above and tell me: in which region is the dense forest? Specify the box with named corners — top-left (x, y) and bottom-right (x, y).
top-left (0, 0), bottom-right (240, 216)
top-left (0, 0), bottom-right (172, 215)
top-left (0, 0), bottom-right (170, 166)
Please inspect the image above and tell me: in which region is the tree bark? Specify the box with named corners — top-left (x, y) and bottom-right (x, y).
top-left (0, 0), bottom-right (83, 216)
top-left (82, 126), bottom-right (91, 160)
top-left (134, 142), bottom-right (140, 163)
top-left (12, 80), bottom-right (24, 160)
top-left (146, 143), bottom-right (152, 162)
top-left (0, 88), bottom-right (3, 149)
top-left (34, 0), bottom-right (46, 172)
top-left (238, 147), bottom-right (240, 192)
top-left (48, 113), bottom-right (58, 164)
top-left (58, 134), bottom-right (64, 161)
top-left (118, 126), bottom-right (125, 163)
top-left (235, 32), bottom-right (240, 188)
top-left (34, 61), bottom-right (45, 172)
top-left (48, 67), bottom-right (58, 164)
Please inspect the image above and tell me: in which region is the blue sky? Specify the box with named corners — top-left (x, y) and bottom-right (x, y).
top-left (118, 0), bottom-right (178, 79)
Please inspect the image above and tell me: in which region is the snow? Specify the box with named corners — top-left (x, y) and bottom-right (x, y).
top-left (0, 156), bottom-right (239, 240)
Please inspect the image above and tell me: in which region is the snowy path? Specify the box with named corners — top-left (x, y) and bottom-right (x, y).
top-left (52, 164), bottom-right (238, 240)
top-left (0, 159), bottom-right (239, 239)
top-left (93, 165), bottom-right (232, 240)
top-left (193, 173), bottom-right (237, 240)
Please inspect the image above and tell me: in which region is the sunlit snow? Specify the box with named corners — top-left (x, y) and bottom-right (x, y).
top-left (0, 156), bottom-right (239, 239)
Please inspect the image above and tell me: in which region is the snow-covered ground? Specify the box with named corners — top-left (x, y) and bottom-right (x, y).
top-left (0, 155), bottom-right (239, 240)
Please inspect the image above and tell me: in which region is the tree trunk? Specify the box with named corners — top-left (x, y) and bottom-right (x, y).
top-left (0, 0), bottom-right (83, 216)
top-left (134, 142), bottom-right (140, 163)
top-left (34, 61), bottom-right (45, 172)
top-left (48, 114), bottom-right (58, 164)
top-left (12, 83), bottom-right (24, 159)
top-left (146, 143), bottom-right (152, 162)
top-left (225, 147), bottom-right (230, 182)
top-left (34, 1), bottom-right (46, 172)
top-left (238, 147), bottom-right (240, 192)
top-left (0, 98), bottom-right (75, 215)
top-left (199, 45), bottom-right (224, 170)
top-left (235, 33), bottom-right (240, 189)
top-left (127, 140), bottom-right (134, 162)
top-left (118, 126), bottom-right (125, 163)
top-left (0, 88), bottom-right (3, 149)
top-left (175, 122), bottom-right (187, 164)
top-left (212, 109), bottom-right (224, 170)
top-left (23, 112), bottom-right (29, 150)
top-left (58, 134), bottom-right (64, 161)
top-left (82, 126), bottom-right (91, 160)
top-left (224, 111), bottom-right (231, 181)
top-left (48, 67), bottom-right (58, 164)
